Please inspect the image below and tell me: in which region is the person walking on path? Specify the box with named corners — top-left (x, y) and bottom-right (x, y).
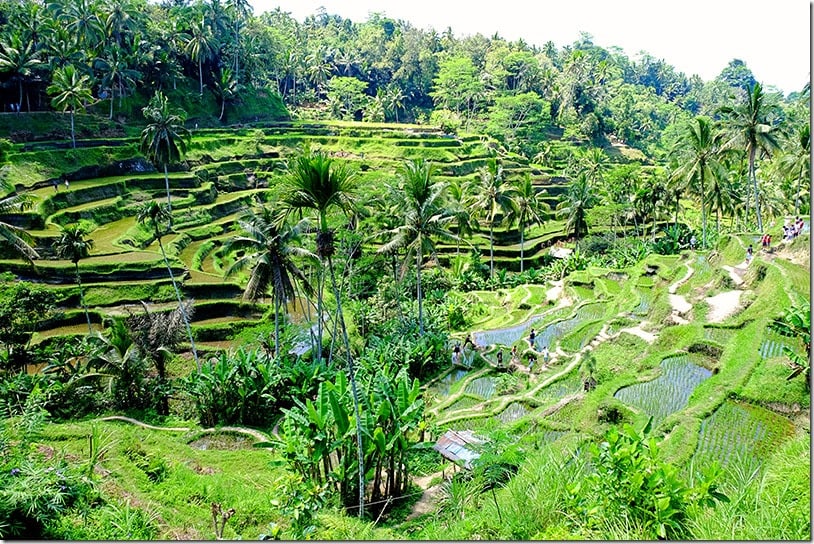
top-left (745, 245), bottom-right (753, 264)
top-left (452, 342), bottom-right (461, 365)
top-left (527, 352), bottom-right (535, 372)
top-left (510, 345), bottom-right (519, 366)
top-left (528, 328), bottom-right (536, 349)
top-left (496, 349), bottom-right (504, 368)
top-left (542, 345), bottom-right (550, 364)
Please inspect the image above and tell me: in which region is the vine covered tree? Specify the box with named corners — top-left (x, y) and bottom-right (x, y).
top-left (280, 148), bottom-right (366, 517)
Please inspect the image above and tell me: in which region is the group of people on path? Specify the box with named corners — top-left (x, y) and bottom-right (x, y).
top-left (451, 326), bottom-right (550, 374)
top-left (451, 334), bottom-right (478, 368)
top-left (782, 217), bottom-right (806, 241)
top-left (750, 217), bottom-right (807, 263)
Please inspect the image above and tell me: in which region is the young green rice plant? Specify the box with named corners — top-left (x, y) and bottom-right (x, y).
top-left (535, 372), bottom-right (582, 405)
top-left (690, 400), bottom-right (793, 470)
top-left (614, 355), bottom-right (712, 428)
top-left (464, 376), bottom-right (498, 400)
top-left (494, 402), bottom-right (530, 424)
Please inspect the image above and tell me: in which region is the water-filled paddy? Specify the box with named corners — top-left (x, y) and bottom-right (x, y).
top-left (614, 354), bottom-right (712, 426)
top-left (691, 400), bottom-right (793, 469)
top-left (427, 368), bottom-right (470, 397)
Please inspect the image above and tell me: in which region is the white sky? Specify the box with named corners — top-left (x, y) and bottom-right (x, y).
top-left (249, 0), bottom-right (811, 95)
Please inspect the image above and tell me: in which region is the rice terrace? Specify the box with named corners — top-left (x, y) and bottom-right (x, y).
top-left (0, 0), bottom-right (809, 540)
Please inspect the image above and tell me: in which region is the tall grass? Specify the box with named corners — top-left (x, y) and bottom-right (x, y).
top-left (687, 432), bottom-right (810, 540)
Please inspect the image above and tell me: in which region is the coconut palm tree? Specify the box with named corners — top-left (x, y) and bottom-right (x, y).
top-left (511, 173), bottom-right (548, 273)
top-left (0, 179), bottom-right (39, 262)
top-left (224, 205), bottom-right (314, 357)
top-left (378, 159), bottom-right (457, 335)
top-left (54, 224), bottom-right (94, 334)
top-left (136, 201), bottom-right (199, 371)
top-left (557, 172), bottom-right (595, 241)
top-left (470, 159), bottom-right (518, 280)
top-left (718, 82), bottom-right (781, 233)
top-left (47, 64), bottom-right (94, 149)
top-left (139, 90), bottom-right (190, 227)
top-left (279, 148), bottom-right (366, 517)
top-left (95, 44), bottom-right (140, 119)
top-left (670, 116), bottom-right (727, 248)
top-left (0, 33), bottom-right (41, 112)
top-left (226, 0), bottom-right (251, 83)
top-left (211, 65), bottom-right (237, 121)
top-left (778, 124), bottom-right (811, 216)
top-left (183, 17), bottom-right (215, 95)
top-left (447, 178), bottom-right (475, 257)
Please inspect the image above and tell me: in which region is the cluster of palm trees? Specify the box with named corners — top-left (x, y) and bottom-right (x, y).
top-left (669, 82), bottom-right (805, 248)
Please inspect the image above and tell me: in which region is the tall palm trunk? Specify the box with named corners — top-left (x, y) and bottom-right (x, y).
top-left (416, 246), bottom-right (424, 335)
top-left (794, 165), bottom-right (804, 216)
top-left (489, 223), bottom-right (495, 280)
top-left (75, 262), bottom-right (92, 335)
top-left (314, 265), bottom-right (324, 364)
top-left (326, 254), bottom-right (365, 518)
top-left (198, 56), bottom-right (203, 95)
top-left (155, 226), bottom-right (200, 372)
top-left (700, 170), bottom-right (707, 248)
top-left (749, 146), bottom-right (763, 233)
top-left (70, 108), bottom-right (76, 148)
top-left (520, 221), bottom-right (525, 273)
top-left (163, 164), bottom-right (172, 227)
top-left (273, 291), bottom-right (281, 358)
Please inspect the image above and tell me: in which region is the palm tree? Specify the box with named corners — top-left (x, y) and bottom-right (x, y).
top-left (511, 173), bottom-right (548, 273)
top-left (471, 159), bottom-right (517, 280)
top-left (0, 33), bottom-right (41, 112)
top-left (0, 179), bottom-right (39, 262)
top-left (184, 17), bottom-right (215, 95)
top-left (47, 64), bottom-right (93, 149)
top-left (556, 172), bottom-right (595, 241)
top-left (224, 206), bottom-right (314, 356)
top-left (226, 0), bottom-right (251, 83)
top-left (136, 201), bottom-right (199, 372)
top-left (718, 82), bottom-right (781, 233)
top-left (378, 159), bottom-right (457, 335)
top-left (211, 66), bottom-right (237, 121)
top-left (448, 178), bottom-right (475, 257)
top-left (54, 224), bottom-right (94, 334)
top-left (383, 83), bottom-right (405, 123)
top-left (778, 124), bottom-right (811, 216)
top-left (95, 44), bottom-right (140, 119)
top-left (279, 148), bottom-right (365, 517)
top-left (139, 91), bottom-right (190, 227)
top-left (670, 116), bottom-right (727, 248)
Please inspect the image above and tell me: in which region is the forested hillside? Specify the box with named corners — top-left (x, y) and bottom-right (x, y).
top-left (0, 1), bottom-right (809, 541)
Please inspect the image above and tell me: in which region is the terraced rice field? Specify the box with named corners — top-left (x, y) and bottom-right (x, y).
top-left (691, 400), bottom-right (794, 470)
top-left (8, 122), bottom-right (575, 347)
top-left (614, 354), bottom-right (712, 427)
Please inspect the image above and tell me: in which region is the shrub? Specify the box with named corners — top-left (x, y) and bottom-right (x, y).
top-left (566, 421), bottom-right (728, 539)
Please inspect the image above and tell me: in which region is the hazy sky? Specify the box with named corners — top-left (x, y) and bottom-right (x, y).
top-left (248, 0), bottom-right (810, 95)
